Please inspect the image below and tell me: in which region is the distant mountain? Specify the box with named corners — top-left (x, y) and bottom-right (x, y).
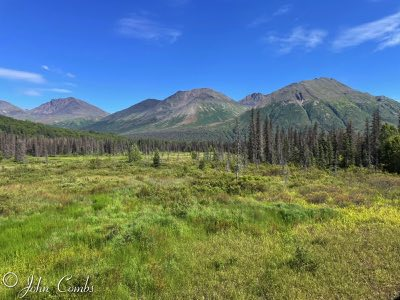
top-left (239, 93), bottom-right (266, 108)
top-left (2, 78), bottom-right (399, 141)
top-left (86, 88), bottom-right (247, 136)
top-left (1, 97), bottom-right (109, 125)
top-left (0, 100), bottom-right (25, 116)
top-left (25, 97), bottom-right (109, 124)
top-left (239, 78), bottom-right (400, 131)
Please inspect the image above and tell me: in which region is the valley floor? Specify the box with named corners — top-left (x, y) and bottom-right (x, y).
top-left (0, 154), bottom-right (399, 299)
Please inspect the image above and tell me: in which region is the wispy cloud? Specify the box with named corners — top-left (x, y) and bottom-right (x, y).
top-left (41, 65), bottom-right (76, 78)
top-left (248, 16), bottom-right (271, 28)
top-left (0, 67), bottom-right (45, 84)
top-left (265, 27), bottom-right (327, 54)
top-left (23, 89), bottom-right (42, 97)
top-left (64, 82), bottom-right (77, 87)
top-left (117, 14), bottom-right (181, 44)
top-left (333, 11), bottom-right (400, 51)
top-left (273, 4), bottom-right (292, 16)
top-left (23, 88), bottom-right (72, 97)
top-left (249, 4), bottom-right (292, 28)
top-left (44, 88), bottom-right (72, 93)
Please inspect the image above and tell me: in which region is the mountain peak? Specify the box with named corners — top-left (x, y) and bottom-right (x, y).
top-left (166, 88), bottom-right (235, 106)
top-left (239, 93), bottom-right (266, 107)
top-left (18, 97), bottom-right (109, 124)
top-left (86, 87), bottom-right (246, 135)
top-left (239, 77), bottom-right (400, 131)
top-left (0, 100), bottom-right (24, 116)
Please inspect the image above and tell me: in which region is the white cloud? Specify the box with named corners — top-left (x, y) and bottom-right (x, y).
top-left (273, 4), bottom-right (292, 17)
top-left (41, 65), bottom-right (76, 78)
top-left (266, 27), bottom-right (327, 54)
top-left (44, 88), bottom-right (72, 93)
top-left (333, 11), bottom-right (400, 51)
top-left (248, 16), bottom-right (271, 28)
top-left (117, 14), bottom-right (181, 44)
top-left (23, 88), bottom-right (72, 97)
top-left (0, 67), bottom-right (45, 84)
top-left (23, 89), bottom-right (42, 96)
top-left (249, 4), bottom-right (293, 28)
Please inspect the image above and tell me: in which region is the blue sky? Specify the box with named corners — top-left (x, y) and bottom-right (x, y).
top-left (1, 0), bottom-right (400, 112)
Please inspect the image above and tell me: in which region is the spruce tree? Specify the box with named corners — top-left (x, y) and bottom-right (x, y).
top-left (331, 130), bottom-right (339, 174)
top-left (247, 108), bottom-right (255, 163)
top-left (342, 122), bottom-right (355, 168)
top-left (128, 144), bottom-right (142, 163)
top-left (255, 110), bottom-right (262, 164)
top-left (152, 149), bottom-right (161, 168)
top-left (371, 109), bottom-right (381, 167)
top-left (363, 118), bottom-right (371, 167)
top-left (15, 138), bottom-right (26, 163)
top-left (233, 118), bottom-right (242, 180)
top-left (398, 113), bottom-right (400, 132)
top-left (264, 116), bottom-right (272, 164)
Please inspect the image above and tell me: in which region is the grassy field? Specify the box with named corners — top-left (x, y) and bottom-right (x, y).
top-left (0, 154), bottom-right (400, 299)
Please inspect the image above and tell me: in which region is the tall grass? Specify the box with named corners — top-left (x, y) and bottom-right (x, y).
top-left (0, 154), bottom-right (399, 299)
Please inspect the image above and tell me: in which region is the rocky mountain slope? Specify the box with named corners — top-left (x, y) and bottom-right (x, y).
top-left (2, 78), bottom-right (399, 140)
top-left (0, 100), bottom-right (25, 116)
top-left (0, 97), bottom-right (109, 125)
top-left (239, 78), bottom-right (400, 131)
top-left (85, 88), bottom-right (247, 136)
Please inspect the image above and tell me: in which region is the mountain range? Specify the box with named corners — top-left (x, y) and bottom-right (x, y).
top-left (84, 88), bottom-right (247, 139)
top-left (238, 77), bottom-right (400, 131)
top-left (1, 78), bottom-right (399, 140)
top-left (0, 97), bottom-right (108, 126)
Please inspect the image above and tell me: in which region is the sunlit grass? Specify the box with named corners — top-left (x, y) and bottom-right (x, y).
top-left (0, 154), bottom-right (399, 299)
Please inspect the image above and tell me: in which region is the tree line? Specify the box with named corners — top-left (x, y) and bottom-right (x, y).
top-left (243, 108), bottom-right (400, 173)
top-left (1, 110), bottom-right (399, 174)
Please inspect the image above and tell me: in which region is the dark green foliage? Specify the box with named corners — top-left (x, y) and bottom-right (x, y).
top-left (199, 158), bottom-right (206, 170)
top-left (248, 108), bottom-right (255, 163)
top-left (0, 115), bottom-right (118, 139)
top-left (371, 110), bottom-right (381, 166)
top-left (380, 124), bottom-right (400, 173)
top-left (191, 151), bottom-right (198, 160)
top-left (128, 144), bottom-right (142, 163)
top-left (266, 203), bottom-right (337, 225)
top-left (287, 246), bottom-right (318, 273)
top-left (240, 108), bottom-right (399, 173)
top-left (14, 138), bottom-right (26, 163)
top-left (88, 157), bottom-right (102, 169)
top-left (342, 121), bottom-right (355, 168)
top-left (152, 149), bottom-right (161, 167)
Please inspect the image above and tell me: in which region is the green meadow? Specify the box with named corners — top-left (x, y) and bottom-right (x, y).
top-left (0, 154), bottom-right (399, 299)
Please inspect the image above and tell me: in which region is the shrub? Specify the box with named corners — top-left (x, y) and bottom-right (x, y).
top-left (266, 203), bottom-right (337, 225)
top-left (191, 151), bottom-right (198, 160)
top-left (287, 246), bottom-right (318, 273)
top-left (92, 194), bottom-right (110, 211)
top-left (152, 149), bottom-right (161, 168)
top-left (128, 144), bottom-right (142, 163)
top-left (88, 157), bottom-right (102, 169)
top-left (199, 159), bottom-right (206, 170)
top-left (307, 191), bottom-right (330, 204)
